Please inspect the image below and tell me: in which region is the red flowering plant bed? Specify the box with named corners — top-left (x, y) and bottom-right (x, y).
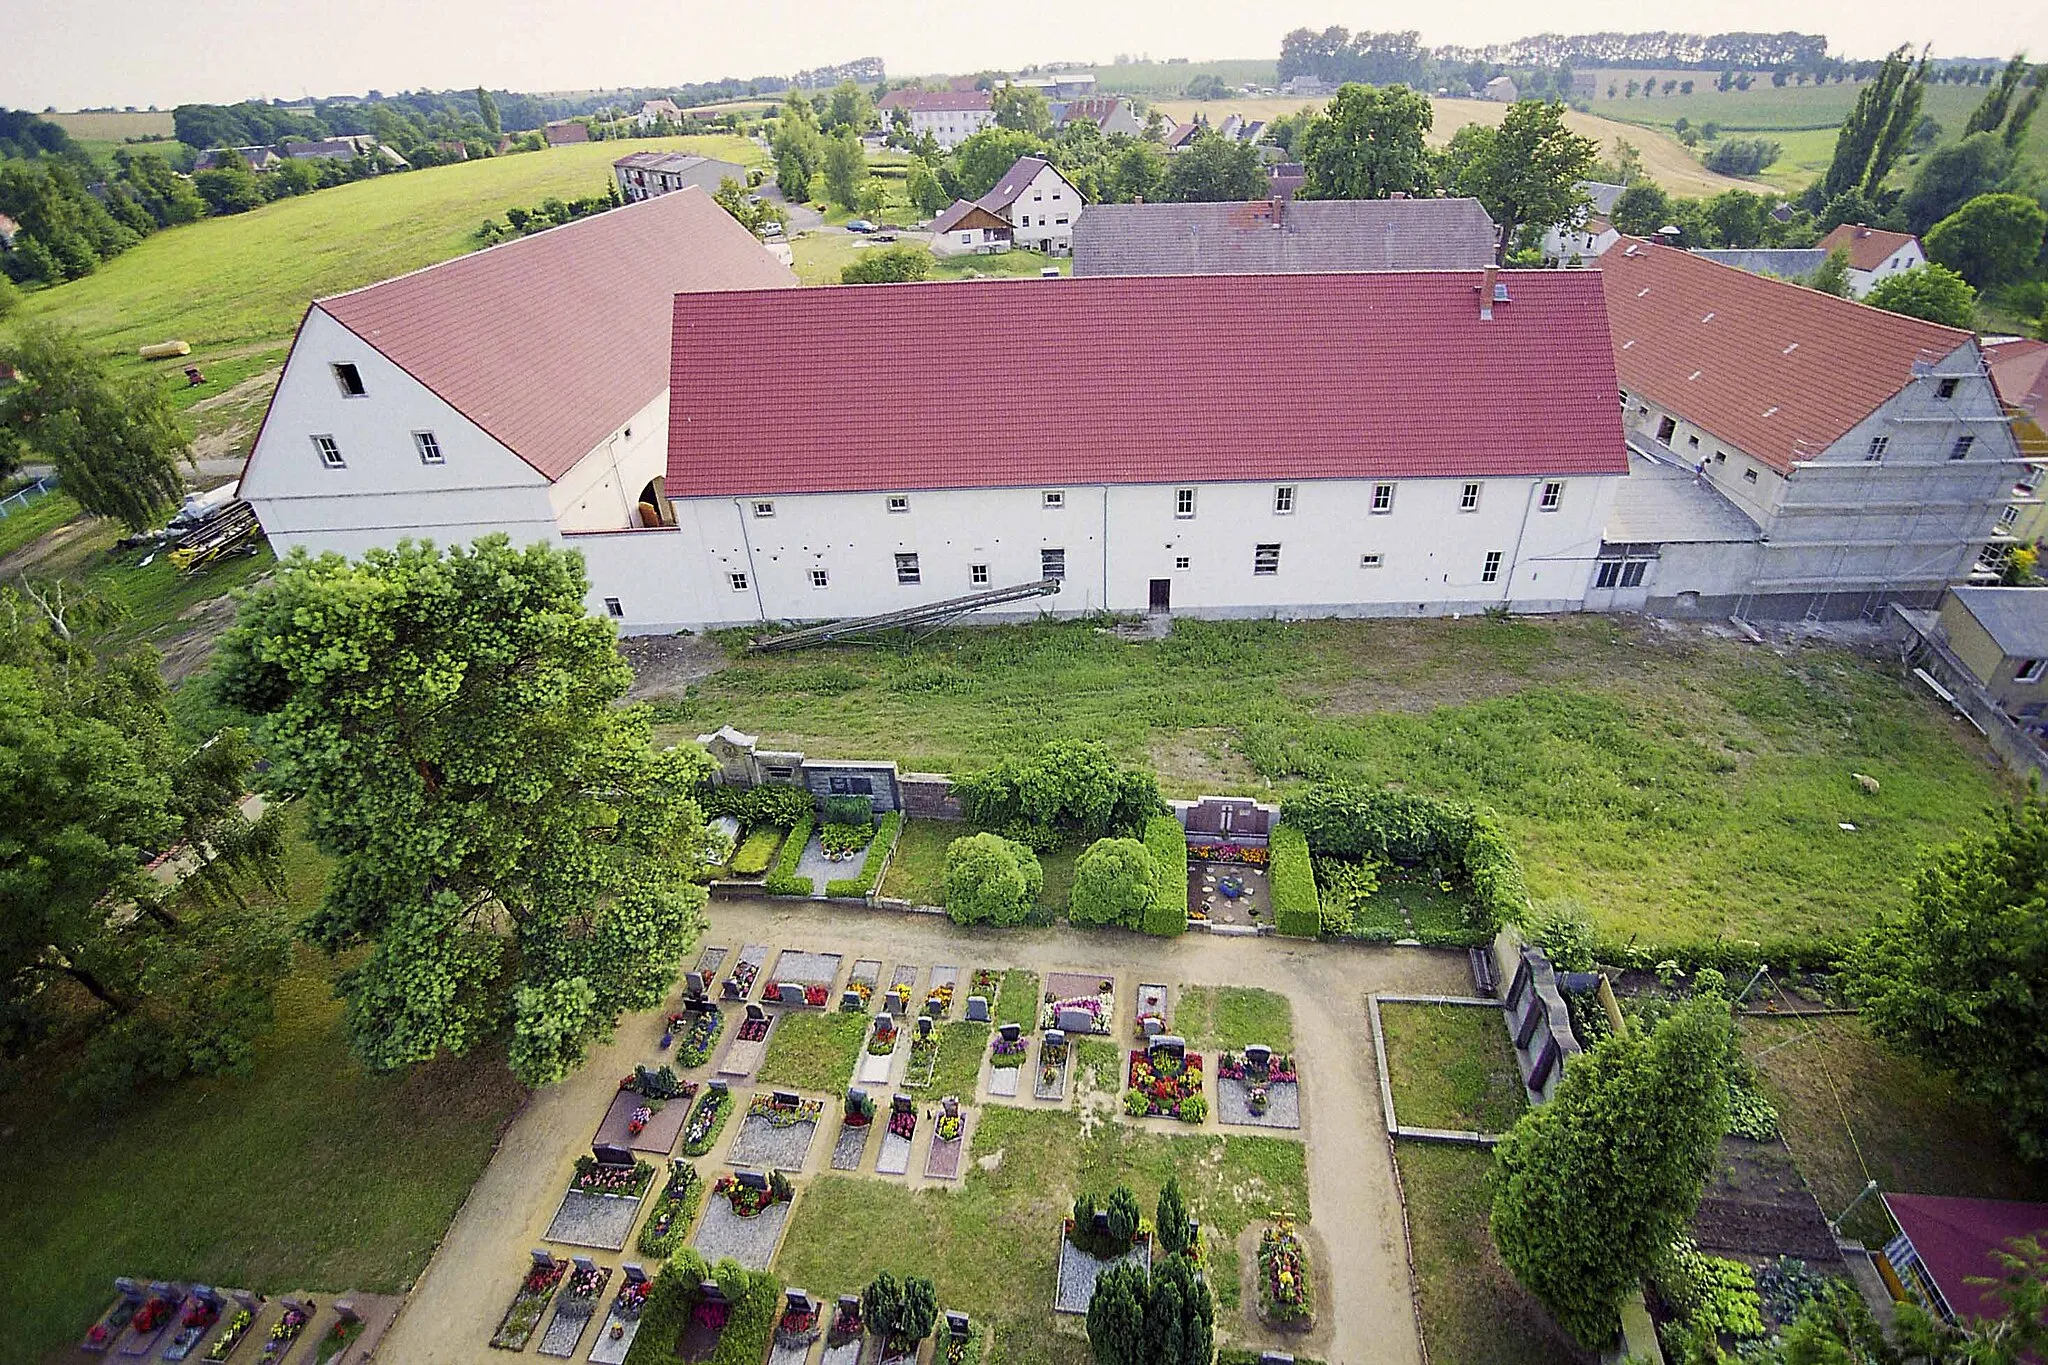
top-left (887, 1107), bottom-right (917, 1140)
top-left (827, 1302), bottom-right (863, 1346)
top-left (165, 1297), bottom-right (220, 1357)
top-left (1258, 1215), bottom-right (1313, 1325)
top-left (613, 1278), bottom-right (651, 1321)
top-left (777, 1305), bottom-right (819, 1340)
top-left (1190, 842), bottom-right (1268, 866)
top-left (491, 1263), bottom-right (564, 1350)
top-left (313, 1316), bottom-right (365, 1365)
top-left (737, 1014), bottom-right (771, 1043)
top-left (82, 1294), bottom-right (140, 1353)
top-left (1217, 1051), bottom-right (1298, 1084)
top-left (130, 1294), bottom-right (177, 1336)
top-left (572, 1156), bottom-right (654, 1198)
top-left (693, 1299), bottom-right (730, 1331)
top-left (713, 1169), bottom-right (792, 1218)
top-left (1126, 1049), bottom-right (1207, 1122)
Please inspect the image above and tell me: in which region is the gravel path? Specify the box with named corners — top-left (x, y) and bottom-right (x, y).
top-left (1217, 1077), bottom-right (1302, 1129)
top-left (692, 1197), bottom-right (791, 1271)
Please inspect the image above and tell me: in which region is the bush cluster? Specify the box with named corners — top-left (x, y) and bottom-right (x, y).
top-left (825, 811), bottom-right (902, 898)
top-left (1280, 786), bottom-right (1525, 940)
top-left (700, 783), bottom-right (815, 830)
top-left (821, 793), bottom-right (872, 827)
top-left (762, 815), bottom-right (815, 897)
top-left (728, 826), bottom-right (782, 877)
top-left (1068, 836), bottom-right (1159, 931)
top-left (952, 739), bottom-right (1162, 848)
top-left (1269, 826), bottom-right (1321, 938)
top-left (943, 832), bottom-right (1043, 926)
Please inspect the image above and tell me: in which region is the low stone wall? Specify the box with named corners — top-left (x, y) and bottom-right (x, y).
top-left (899, 773), bottom-right (964, 820)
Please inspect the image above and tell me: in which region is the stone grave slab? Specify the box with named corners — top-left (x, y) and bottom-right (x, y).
top-left (877, 1098), bottom-right (916, 1175)
top-left (844, 959), bottom-right (882, 1013)
top-left (592, 1087), bottom-right (693, 1154)
top-left (1035, 1033), bottom-right (1069, 1101)
top-left (723, 943), bottom-right (768, 1001)
top-left (543, 1191), bottom-right (643, 1251)
top-left (1044, 971), bottom-right (1108, 1000)
top-left (1053, 1236), bottom-right (1151, 1314)
top-left (856, 1047), bottom-right (895, 1085)
top-left (718, 1004), bottom-right (773, 1078)
top-left (691, 1195), bottom-right (792, 1271)
top-left (986, 1065), bottom-right (1019, 1098)
top-left (820, 1303), bottom-right (863, 1365)
top-left (537, 1263), bottom-right (609, 1357)
top-left (1216, 1078), bottom-right (1301, 1129)
top-left (924, 1123), bottom-right (967, 1180)
top-left (924, 965), bottom-right (959, 1018)
top-left (884, 965), bottom-right (919, 1015)
top-left (1134, 983), bottom-right (1170, 1035)
top-left (831, 1118), bottom-right (870, 1171)
top-left (771, 949), bottom-right (842, 988)
top-left (728, 1104), bottom-right (820, 1171)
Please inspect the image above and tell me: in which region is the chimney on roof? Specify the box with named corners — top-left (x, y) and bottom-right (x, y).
top-left (1133, 195), bottom-right (1143, 205)
top-left (1270, 196), bottom-right (1284, 227)
top-left (1480, 264), bottom-right (1498, 321)
top-left (1389, 191), bottom-right (1407, 200)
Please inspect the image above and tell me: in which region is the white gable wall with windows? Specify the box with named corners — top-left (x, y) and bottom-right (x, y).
top-left (997, 162), bottom-right (1084, 255)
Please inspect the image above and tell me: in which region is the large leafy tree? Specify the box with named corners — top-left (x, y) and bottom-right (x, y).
top-left (943, 832), bottom-right (1041, 927)
top-left (1925, 193), bottom-right (2048, 289)
top-left (993, 83), bottom-right (1052, 135)
top-left (1298, 83), bottom-right (1433, 200)
top-left (1451, 101), bottom-right (1600, 263)
top-left (1159, 132), bottom-right (1268, 203)
top-left (1846, 798), bottom-right (2048, 1158)
top-left (822, 128), bottom-right (867, 210)
top-left (1491, 997), bottom-right (1732, 1347)
top-left (1822, 45), bottom-right (1927, 200)
top-left (212, 536), bottom-right (714, 1086)
top-left (1902, 133), bottom-right (2016, 233)
top-left (0, 583), bottom-right (285, 1093)
top-left (0, 323), bottom-right (189, 528)
top-left (953, 127), bottom-right (1051, 200)
top-left (771, 91), bottom-right (824, 202)
top-left (1865, 263), bottom-right (1978, 328)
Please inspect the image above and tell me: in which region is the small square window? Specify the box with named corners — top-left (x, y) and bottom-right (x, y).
top-left (331, 362), bottom-right (366, 397)
top-left (1866, 436), bottom-right (1890, 460)
top-left (1687, 435), bottom-right (1700, 450)
top-left (887, 495), bottom-right (909, 513)
top-left (603, 597), bottom-right (623, 618)
top-left (1460, 482), bottom-right (1481, 512)
top-left (2001, 505), bottom-right (2021, 528)
top-left (1595, 560), bottom-right (1621, 588)
top-left (312, 434), bottom-right (344, 468)
top-left (1042, 490), bottom-right (1065, 509)
top-left (1174, 556), bottom-right (1191, 570)
top-left (752, 500), bottom-right (775, 517)
top-left (729, 572), bottom-right (749, 591)
top-left (1041, 548), bottom-right (1066, 580)
top-left (1743, 468), bottom-right (1759, 483)
top-left (414, 431), bottom-right (444, 464)
top-left (1175, 487), bottom-right (1196, 518)
top-left (970, 564), bottom-right (989, 585)
top-left (1951, 435), bottom-right (1976, 460)
top-left (810, 568), bottom-right (830, 588)
top-left (1481, 550), bottom-right (1504, 583)
top-left (895, 552), bottom-right (921, 584)
top-left (1655, 416), bottom-right (1676, 443)
top-left (1937, 377), bottom-right (1959, 400)
top-left (1540, 481), bottom-right (1564, 511)
top-left (1371, 483), bottom-right (1394, 514)
top-left (1620, 561), bottom-right (1647, 588)
top-left (1253, 543), bottom-right (1280, 576)
top-left (1273, 485), bottom-right (1295, 515)
top-left (1359, 553), bottom-right (1383, 568)
top-left (2019, 659), bottom-right (2048, 683)
top-left (1713, 451), bottom-right (1726, 463)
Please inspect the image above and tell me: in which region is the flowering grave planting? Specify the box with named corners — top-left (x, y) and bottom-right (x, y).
top-left (827, 1301), bottom-right (863, 1346)
top-left (905, 1033), bottom-right (939, 1087)
top-left (205, 1309), bottom-right (255, 1361)
top-left (935, 1112), bottom-right (964, 1143)
top-left (747, 1094), bottom-right (824, 1127)
top-left (737, 1013), bottom-right (771, 1043)
top-left (728, 958), bottom-right (760, 996)
top-left (1125, 1048), bottom-right (1206, 1122)
top-left (1189, 842), bottom-right (1268, 865)
top-left (563, 1261), bottom-right (611, 1309)
top-left (613, 1278), bottom-right (650, 1319)
top-left (494, 1263), bottom-right (567, 1349)
top-left (924, 981), bottom-right (954, 1017)
top-left (1258, 1216), bottom-right (1313, 1325)
top-left (1035, 1033), bottom-right (1070, 1101)
top-left (778, 1302), bottom-right (819, 1339)
top-left (970, 969), bottom-right (1002, 1002)
top-left (841, 978), bottom-right (874, 1012)
top-left (262, 1303), bottom-right (312, 1360)
top-left (1217, 1051), bottom-right (1298, 1084)
top-left (990, 1034), bottom-right (1029, 1068)
top-left (714, 1170), bottom-right (793, 1218)
top-left (572, 1156), bottom-right (654, 1198)
top-left (129, 1290), bottom-right (179, 1340)
top-left (767, 981), bottom-right (833, 1008)
top-left (313, 1315), bottom-right (365, 1365)
top-left (1039, 989), bottom-right (1114, 1035)
top-left (693, 1299), bottom-right (730, 1332)
top-left (888, 1107), bottom-right (917, 1141)
top-left (163, 1297), bottom-right (219, 1360)
top-left (866, 1017), bottom-right (898, 1055)
top-left (81, 1292), bottom-right (140, 1352)
top-left (669, 1008), bottom-right (723, 1067)
top-left (637, 1160), bottom-right (706, 1257)
top-left (680, 1088), bottom-right (732, 1156)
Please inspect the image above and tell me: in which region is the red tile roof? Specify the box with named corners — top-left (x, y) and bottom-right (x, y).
top-left (1062, 96), bottom-right (1129, 124)
top-left (905, 91), bottom-right (992, 113)
top-left (1599, 239), bottom-right (1972, 474)
top-left (1990, 339), bottom-right (2048, 426)
top-left (1818, 222), bottom-right (1921, 273)
top-left (317, 189), bottom-right (796, 482)
top-left (877, 88), bottom-right (923, 112)
top-left (1886, 1194), bottom-right (2048, 1322)
top-left (667, 271), bottom-right (1626, 497)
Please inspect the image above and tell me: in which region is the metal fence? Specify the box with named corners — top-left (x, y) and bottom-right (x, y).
top-left (0, 475), bottom-right (56, 518)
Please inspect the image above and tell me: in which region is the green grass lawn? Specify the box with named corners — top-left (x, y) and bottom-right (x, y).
top-left (1074, 1038), bottom-right (1121, 1091)
top-left (1396, 1144), bottom-right (1590, 1365)
top-left (876, 820), bottom-right (1083, 916)
top-left (1378, 1003), bottom-right (1528, 1135)
top-left (1361, 871), bottom-right (1480, 942)
top-left (650, 615), bottom-right (2012, 952)
top-left (789, 232), bottom-right (1069, 287)
top-left (754, 1010), bottom-right (867, 1095)
top-left (931, 1021), bottom-right (992, 1097)
top-left (774, 1105), bottom-right (1306, 1348)
top-left (0, 812), bottom-right (527, 1365)
top-left (1177, 986), bottom-right (1295, 1052)
top-left (995, 971), bottom-right (1041, 1030)
top-left (0, 488), bottom-right (81, 560)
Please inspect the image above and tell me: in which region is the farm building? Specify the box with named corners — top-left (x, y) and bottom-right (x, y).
top-left (927, 200), bottom-right (1013, 255)
top-left (544, 119), bottom-right (589, 146)
top-left (874, 90), bottom-right (993, 149)
top-left (1931, 587), bottom-right (2048, 732)
top-left (1073, 197), bottom-right (1498, 276)
top-left (1055, 96), bottom-right (1142, 137)
top-left (613, 151), bottom-right (748, 203)
top-left (1598, 239), bottom-right (2018, 618)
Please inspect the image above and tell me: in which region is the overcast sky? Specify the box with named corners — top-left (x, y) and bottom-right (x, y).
top-left (6, 0), bottom-right (2041, 111)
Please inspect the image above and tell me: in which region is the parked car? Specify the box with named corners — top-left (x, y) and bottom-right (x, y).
top-left (871, 232), bottom-right (897, 244)
top-left (846, 219), bottom-right (879, 234)
top-left (757, 221), bottom-right (783, 237)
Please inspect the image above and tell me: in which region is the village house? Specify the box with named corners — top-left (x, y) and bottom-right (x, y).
top-left (1540, 181), bottom-right (1625, 264)
top-left (1597, 239), bottom-right (2018, 618)
top-left (637, 98), bottom-right (685, 127)
top-left (1687, 247), bottom-right (1828, 281)
top-left (1163, 122), bottom-right (1203, 152)
top-left (927, 200), bottom-right (1013, 255)
top-left (613, 151), bottom-right (748, 203)
top-left (192, 145), bottom-right (283, 171)
top-left (1931, 587), bottom-right (2048, 734)
top-left (282, 135), bottom-right (401, 166)
top-left (1073, 197), bottom-right (1498, 276)
top-left (877, 90), bottom-right (993, 150)
top-left (1816, 222), bottom-right (1926, 298)
top-left (1483, 75), bottom-right (1519, 101)
top-left (1987, 338), bottom-right (2048, 544)
top-left (1055, 96), bottom-right (1142, 138)
top-left (973, 156), bottom-right (1085, 255)
top-left (544, 119), bottom-right (589, 146)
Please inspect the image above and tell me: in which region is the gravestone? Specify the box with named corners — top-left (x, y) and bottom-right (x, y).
top-left (332, 1299), bottom-right (360, 1325)
top-left (846, 1088), bottom-right (868, 1117)
top-left (281, 1296), bottom-right (311, 1317)
top-left (841, 990), bottom-right (864, 1011)
top-left (892, 1094), bottom-right (914, 1116)
top-left (190, 1286), bottom-right (221, 1309)
top-left (1530, 1034), bottom-right (1562, 1091)
top-left (686, 971), bottom-right (709, 999)
top-left (1244, 1043), bottom-right (1272, 1072)
top-left (699, 1280), bottom-right (727, 1304)
top-left (1091, 1210), bottom-right (1111, 1240)
top-left (623, 1264), bottom-right (648, 1285)
top-left (572, 1256), bottom-right (597, 1275)
top-left (838, 1295), bottom-right (860, 1320)
top-left (1150, 1035), bottom-right (1187, 1062)
top-left (593, 1141), bottom-right (634, 1167)
top-left (723, 978), bottom-right (743, 1001)
top-left (150, 1282), bottom-right (177, 1299)
top-left (709, 1079), bottom-right (730, 1098)
top-left (1057, 1007), bottom-right (1095, 1034)
top-left (1514, 997), bottom-right (1544, 1049)
top-left (965, 995), bottom-right (990, 1023)
top-left (1260, 1354), bottom-right (1296, 1365)
top-left (916, 1015), bottom-right (933, 1040)
top-left (946, 1311), bottom-right (970, 1341)
top-left (779, 983), bottom-right (806, 1007)
top-left (114, 1278), bottom-right (142, 1301)
top-left (772, 1090), bottom-right (801, 1109)
top-left (941, 1095), bottom-right (960, 1117)
top-left (1044, 1029), bottom-right (1066, 1050)
top-left (999, 1022), bottom-right (1021, 1043)
top-left (736, 1169), bottom-right (770, 1191)
top-left (746, 1002), bottom-right (768, 1024)
top-left (1141, 1016), bottom-right (1163, 1037)
top-left (873, 1012), bottom-right (895, 1038)
top-left (231, 1289), bottom-right (262, 1312)
top-left (786, 1289), bottom-right (814, 1315)
top-left (531, 1250), bottom-right (557, 1270)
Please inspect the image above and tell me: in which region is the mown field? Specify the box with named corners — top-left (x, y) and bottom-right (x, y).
top-left (649, 614), bottom-right (2013, 952)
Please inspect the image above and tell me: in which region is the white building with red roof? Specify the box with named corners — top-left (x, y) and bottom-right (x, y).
top-left (1816, 222), bottom-right (1926, 298)
top-left (972, 155), bottom-right (1084, 254)
top-left (880, 90), bottom-right (993, 149)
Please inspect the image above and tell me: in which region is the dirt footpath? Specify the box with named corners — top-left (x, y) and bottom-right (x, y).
top-left (376, 903), bottom-right (1469, 1365)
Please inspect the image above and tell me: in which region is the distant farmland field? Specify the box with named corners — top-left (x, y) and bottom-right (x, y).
top-left (47, 109), bottom-right (177, 140)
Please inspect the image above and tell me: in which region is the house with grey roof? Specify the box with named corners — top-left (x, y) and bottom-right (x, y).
top-left (614, 151), bottom-right (749, 204)
top-left (1688, 248), bottom-right (1829, 282)
top-left (1072, 197), bottom-right (1499, 277)
top-left (1935, 587), bottom-right (2048, 731)
top-left (973, 156), bottom-right (1084, 255)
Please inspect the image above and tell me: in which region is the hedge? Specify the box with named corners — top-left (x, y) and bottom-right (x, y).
top-left (1280, 786), bottom-right (1526, 940)
top-left (729, 825), bottom-right (782, 877)
top-left (625, 1259), bottom-right (779, 1365)
top-left (700, 782), bottom-right (814, 829)
top-left (1269, 825), bottom-right (1321, 938)
top-left (1141, 815), bottom-right (1189, 936)
top-left (763, 814), bottom-right (815, 896)
top-left (826, 811), bottom-right (902, 898)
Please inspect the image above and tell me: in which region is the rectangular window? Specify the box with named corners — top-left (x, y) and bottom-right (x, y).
top-left (1481, 550), bottom-right (1504, 583)
top-left (413, 430), bottom-right (444, 464)
top-left (1620, 561), bottom-right (1647, 588)
top-left (1359, 553), bottom-right (1383, 568)
top-left (1041, 548), bottom-right (1066, 580)
top-left (1742, 468), bottom-right (1759, 483)
top-left (2019, 659), bottom-right (2048, 683)
top-left (1655, 415), bottom-right (1676, 443)
top-left (886, 495), bottom-right (909, 513)
top-left (1594, 561), bottom-right (1621, 588)
top-left (970, 564), bottom-right (989, 585)
top-left (1951, 435), bottom-right (1976, 460)
top-left (1273, 485), bottom-right (1295, 515)
top-left (752, 500), bottom-right (775, 517)
top-left (810, 568), bottom-right (829, 588)
top-left (1714, 451), bottom-right (1726, 463)
top-left (603, 597), bottom-right (623, 618)
top-left (1042, 490), bottom-right (1065, 509)
top-left (2001, 505), bottom-right (2021, 528)
top-left (729, 572), bottom-right (749, 591)
top-left (1175, 487), bottom-right (1196, 518)
top-left (849, 776), bottom-right (873, 796)
top-left (1866, 435), bottom-right (1890, 460)
top-left (1937, 377), bottom-right (1959, 400)
top-left (1371, 482), bottom-right (1394, 513)
top-left (895, 553), bottom-right (921, 584)
top-left (1253, 543), bottom-right (1280, 576)
top-left (1687, 435), bottom-right (1700, 450)
top-left (331, 362), bottom-right (366, 397)
top-left (1460, 482), bottom-right (1481, 512)
top-left (1174, 556), bottom-right (1191, 570)
top-left (1540, 481), bottom-right (1564, 511)
top-left (312, 434), bottom-right (345, 468)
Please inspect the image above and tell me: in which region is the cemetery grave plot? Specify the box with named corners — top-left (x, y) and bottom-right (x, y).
top-left (901, 1014), bottom-right (943, 1089)
top-left (922, 1095), bottom-right (972, 1180)
top-left (728, 1091), bottom-right (825, 1171)
top-left (923, 964), bottom-right (960, 1019)
top-left (544, 1151), bottom-right (656, 1250)
top-left (1054, 1217), bottom-right (1153, 1314)
top-left (693, 1170), bottom-right (796, 1270)
top-left (882, 964), bottom-right (920, 1016)
top-left (1034, 1029), bottom-right (1071, 1101)
top-left (1257, 1213), bottom-right (1315, 1328)
top-left (722, 943), bottom-right (770, 1001)
top-left (1188, 848), bottom-right (1271, 927)
top-left (1216, 1045), bottom-right (1302, 1130)
top-left (875, 1094), bottom-right (918, 1175)
top-left (636, 1160), bottom-right (707, 1259)
top-left (683, 945), bottom-right (729, 1003)
top-left (537, 1257), bottom-right (610, 1357)
top-left (594, 1066), bottom-right (698, 1154)
top-left (1127, 1035), bottom-right (1207, 1122)
top-left (491, 1254), bottom-right (565, 1350)
top-left (158, 1284), bottom-right (224, 1361)
top-left (679, 1082), bottom-right (735, 1156)
top-left (755, 1008), bottom-right (867, 1094)
top-left (1133, 982), bottom-right (1171, 1038)
top-left (831, 1089), bottom-right (877, 1170)
top-left (1375, 1000), bottom-right (1527, 1137)
top-left (994, 969), bottom-right (1040, 1030)
top-left (841, 959), bottom-right (883, 1013)
top-left (820, 1296), bottom-right (865, 1365)
top-left (587, 1265), bottom-right (653, 1365)
top-left (718, 1002), bottom-right (776, 1078)
top-left (856, 1009), bottom-right (900, 1085)
top-left (665, 1000), bottom-right (724, 1070)
top-left (260, 1296), bottom-right (315, 1359)
top-left (986, 1022), bottom-right (1030, 1097)
top-left (768, 1289), bottom-right (822, 1365)
top-left (1178, 984), bottom-right (1296, 1052)
top-left (79, 1278), bottom-right (148, 1353)
top-left (196, 1291), bottom-right (265, 1361)
top-left (111, 1280), bottom-right (184, 1355)
top-left (1041, 971), bottom-right (1116, 1035)
top-left (765, 949), bottom-right (845, 1008)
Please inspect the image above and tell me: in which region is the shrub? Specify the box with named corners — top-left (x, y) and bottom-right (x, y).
top-left (1123, 1087), bottom-right (1151, 1117)
top-left (1141, 815), bottom-right (1189, 936)
top-left (944, 832), bottom-right (1042, 926)
top-left (763, 815), bottom-right (815, 896)
top-left (825, 811), bottom-right (901, 898)
top-left (700, 782), bottom-right (814, 829)
top-left (1314, 857), bottom-right (1379, 936)
top-left (822, 793), bottom-right (872, 827)
top-left (1177, 1094), bottom-right (1207, 1124)
top-left (729, 826), bottom-right (782, 876)
top-left (1281, 785), bottom-right (1525, 939)
top-left (953, 739), bottom-right (1162, 845)
top-left (1069, 837), bottom-right (1159, 930)
top-left (842, 245), bottom-right (933, 284)
top-left (1105, 1185), bottom-right (1142, 1248)
top-left (819, 822), bottom-right (873, 857)
top-left (1269, 826), bottom-right (1321, 938)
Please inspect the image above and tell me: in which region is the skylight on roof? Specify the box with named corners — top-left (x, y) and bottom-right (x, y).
top-left (1688, 369), bottom-right (1703, 381)
top-left (1782, 343), bottom-right (1799, 354)
top-left (1701, 312), bottom-right (1716, 322)
top-left (1621, 339), bottom-right (1636, 349)
top-left (1762, 406), bottom-right (1781, 418)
